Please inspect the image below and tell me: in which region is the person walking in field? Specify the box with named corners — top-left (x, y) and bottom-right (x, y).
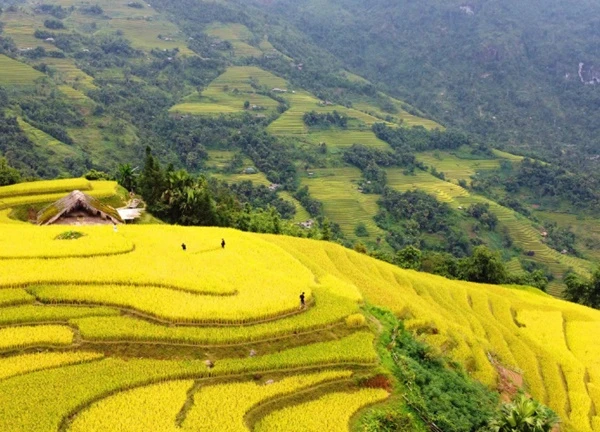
top-left (221, 238), bottom-right (226, 249)
top-left (181, 243), bottom-right (186, 251)
top-left (299, 292), bottom-right (306, 309)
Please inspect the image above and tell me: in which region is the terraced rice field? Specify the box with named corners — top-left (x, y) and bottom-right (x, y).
top-left (385, 168), bottom-right (593, 288)
top-left (0, 179), bottom-right (119, 211)
top-left (17, 119), bottom-right (84, 172)
top-left (107, 17), bottom-right (194, 56)
top-left (0, 8), bottom-right (60, 50)
top-left (304, 130), bottom-right (391, 151)
top-left (267, 90), bottom-right (391, 137)
top-left (0, 54), bottom-right (44, 86)
top-left (352, 96), bottom-right (442, 130)
top-left (170, 66), bottom-right (284, 115)
top-left (416, 151), bottom-right (502, 184)
top-left (37, 58), bottom-right (96, 91)
top-left (267, 235), bottom-right (600, 432)
top-left (301, 167), bottom-right (385, 242)
top-left (1, 179), bottom-right (600, 431)
top-left (205, 22), bottom-right (264, 57)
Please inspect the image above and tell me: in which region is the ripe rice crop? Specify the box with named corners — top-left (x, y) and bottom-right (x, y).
top-left (0, 332), bottom-right (375, 432)
top-left (0, 179), bottom-right (92, 199)
top-left (0, 226), bottom-right (314, 299)
top-left (69, 371), bottom-right (351, 432)
top-left (69, 379), bottom-right (194, 432)
top-left (261, 234), bottom-right (600, 431)
top-left (72, 286), bottom-right (359, 344)
top-left (0, 352), bottom-right (103, 381)
top-left (0, 288), bottom-right (33, 307)
top-left (0, 325), bottom-right (74, 351)
top-left (0, 305), bottom-right (119, 325)
top-left (254, 389), bottom-right (389, 432)
top-left (0, 225), bottom-right (134, 259)
top-left (183, 371), bottom-right (353, 431)
top-left (31, 283), bottom-right (307, 324)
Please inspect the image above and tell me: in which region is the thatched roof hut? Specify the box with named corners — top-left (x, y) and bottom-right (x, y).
top-left (37, 190), bottom-right (124, 226)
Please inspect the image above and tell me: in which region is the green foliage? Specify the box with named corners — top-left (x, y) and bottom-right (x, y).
top-left (459, 246), bottom-right (507, 284)
top-left (0, 157), bottom-right (21, 186)
top-left (487, 394), bottom-right (558, 432)
top-left (116, 164), bottom-right (137, 193)
top-left (294, 185), bottom-right (322, 217)
top-left (359, 407), bottom-right (418, 432)
top-left (376, 188), bottom-right (471, 256)
top-left (84, 170), bottom-right (111, 181)
top-left (467, 203), bottom-right (498, 230)
top-left (355, 222), bottom-right (369, 237)
top-left (373, 124), bottom-right (470, 153)
top-left (43, 19), bottom-right (64, 30)
top-left (234, 128), bottom-right (298, 190)
top-left (35, 4), bottom-right (69, 19)
top-left (396, 245), bottom-right (422, 270)
top-left (303, 110), bottom-right (348, 128)
top-left (564, 269), bottom-right (600, 309)
top-left (139, 147), bottom-right (166, 207)
top-left (374, 308), bottom-right (498, 432)
top-left (508, 270), bottom-right (549, 292)
top-left (543, 222), bottom-right (577, 256)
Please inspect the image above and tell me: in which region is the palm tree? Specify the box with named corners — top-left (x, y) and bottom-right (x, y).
top-left (116, 163), bottom-right (137, 192)
top-left (488, 394), bottom-right (559, 432)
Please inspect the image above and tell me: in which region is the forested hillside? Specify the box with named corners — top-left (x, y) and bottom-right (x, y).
top-left (254, 0), bottom-right (600, 172)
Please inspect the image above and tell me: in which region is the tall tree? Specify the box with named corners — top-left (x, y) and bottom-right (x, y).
top-left (139, 146), bottom-right (165, 207)
top-left (116, 163), bottom-right (137, 192)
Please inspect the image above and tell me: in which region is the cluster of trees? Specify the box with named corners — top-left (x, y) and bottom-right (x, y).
top-left (510, 159), bottom-right (600, 211)
top-left (475, 159), bottom-right (600, 213)
top-left (34, 4), bottom-right (70, 19)
top-left (373, 123), bottom-right (473, 153)
top-left (564, 270), bottom-right (600, 310)
top-left (368, 243), bottom-right (548, 289)
top-left (375, 188), bottom-right (473, 257)
top-left (302, 110), bottom-right (348, 128)
top-left (543, 222), bottom-right (578, 256)
top-left (232, 128), bottom-right (298, 190)
top-left (293, 185), bottom-right (322, 217)
top-left (0, 113), bottom-right (56, 178)
top-left (117, 148), bottom-right (330, 239)
top-left (343, 144), bottom-right (419, 193)
top-left (0, 157), bottom-right (21, 186)
top-left (467, 203), bottom-right (498, 231)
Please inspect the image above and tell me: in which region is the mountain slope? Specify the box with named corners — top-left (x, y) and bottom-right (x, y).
top-left (253, 0), bottom-right (600, 171)
top-left (0, 179), bottom-right (599, 431)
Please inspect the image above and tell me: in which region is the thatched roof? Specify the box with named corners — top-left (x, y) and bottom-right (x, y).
top-left (37, 190), bottom-right (124, 225)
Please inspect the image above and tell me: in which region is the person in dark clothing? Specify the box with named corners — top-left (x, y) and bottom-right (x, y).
top-left (299, 292), bottom-right (305, 309)
top-left (221, 238), bottom-right (226, 249)
top-left (181, 243), bottom-right (186, 251)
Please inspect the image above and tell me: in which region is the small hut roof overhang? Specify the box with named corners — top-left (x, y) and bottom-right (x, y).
top-left (37, 190), bottom-right (124, 225)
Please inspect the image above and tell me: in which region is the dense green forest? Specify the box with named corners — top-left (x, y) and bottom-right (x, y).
top-left (253, 0), bottom-right (600, 173)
